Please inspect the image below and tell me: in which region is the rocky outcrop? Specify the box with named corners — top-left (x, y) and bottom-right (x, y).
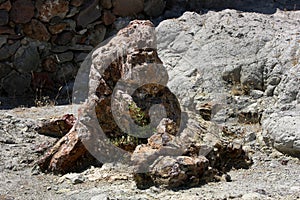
top-left (156, 10), bottom-right (300, 157)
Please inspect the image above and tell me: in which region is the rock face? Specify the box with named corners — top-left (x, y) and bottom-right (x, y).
top-left (156, 10), bottom-right (300, 157)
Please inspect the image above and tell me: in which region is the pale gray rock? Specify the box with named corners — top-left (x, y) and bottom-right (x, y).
top-left (156, 10), bottom-right (300, 157)
top-left (63, 173), bottom-right (85, 184)
top-left (263, 110), bottom-right (300, 158)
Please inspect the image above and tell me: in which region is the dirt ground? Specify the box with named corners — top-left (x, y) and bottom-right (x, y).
top-left (0, 105), bottom-right (299, 200)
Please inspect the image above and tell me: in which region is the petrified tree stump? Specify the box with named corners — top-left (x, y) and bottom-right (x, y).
top-left (38, 20), bottom-right (180, 173)
top-left (38, 20), bottom-right (252, 189)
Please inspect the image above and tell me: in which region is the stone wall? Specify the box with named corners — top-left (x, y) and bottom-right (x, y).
top-left (0, 0), bottom-right (168, 105)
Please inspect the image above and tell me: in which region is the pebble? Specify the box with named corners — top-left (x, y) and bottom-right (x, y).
top-left (63, 173), bottom-right (85, 184)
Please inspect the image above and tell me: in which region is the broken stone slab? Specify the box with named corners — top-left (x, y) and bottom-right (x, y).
top-left (149, 155), bottom-right (209, 188)
top-left (37, 125), bottom-right (102, 174)
top-left (36, 114), bottom-right (76, 138)
top-left (132, 114), bottom-right (252, 189)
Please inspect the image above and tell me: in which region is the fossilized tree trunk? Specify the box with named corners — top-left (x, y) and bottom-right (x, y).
top-left (38, 20), bottom-right (177, 173)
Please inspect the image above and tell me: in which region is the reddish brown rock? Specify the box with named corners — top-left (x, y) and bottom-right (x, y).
top-left (0, 10), bottom-right (9, 25)
top-left (23, 19), bottom-right (51, 41)
top-left (38, 20), bottom-right (159, 174)
top-left (0, 26), bottom-right (14, 35)
top-left (48, 23), bottom-right (68, 34)
top-left (42, 57), bottom-right (57, 72)
top-left (112, 0), bottom-right (144, 17)
top-left (102, 10), bottom-right (116, 25)
top-left (37, 114), bottom-right (76, 138)
top-left (148, 156), bottom-right (209, 188)
top-left (0, 0), bottom-right (12, 11)
top-left (36, 0), bottom-right (69, 22)
top-left (31, 72), bottom-right (55, 91)
top-left (10, 0), bottom-right (34, 24)
top-left (76, 0), bottom-right (102, 28)
top-left (70, 0), bottom-right (84, 7)
top-left (38, 127), bottom-right (101, 174)
top-left (100, 0), bottom-right (112, 9)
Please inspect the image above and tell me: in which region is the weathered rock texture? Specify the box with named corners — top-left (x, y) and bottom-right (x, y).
top-left (1, 0), bottom-right (299, 107)
top-left (38, 20), bottom-right (251, 189)
top-left (38, 20), bottom-right (161, 173)
top-left (156, 10), bottom-right (300, 158)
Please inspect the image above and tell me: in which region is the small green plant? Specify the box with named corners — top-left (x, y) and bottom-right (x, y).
top-left (128, 102), bottom-right (148, 126)
top-left (108, 102), bottom-right (157, 151)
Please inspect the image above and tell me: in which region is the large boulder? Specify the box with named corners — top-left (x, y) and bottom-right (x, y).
top-left (156, 10), bottom-right (300, 157)
top-left (263, 110), bottom-right (300, 158)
